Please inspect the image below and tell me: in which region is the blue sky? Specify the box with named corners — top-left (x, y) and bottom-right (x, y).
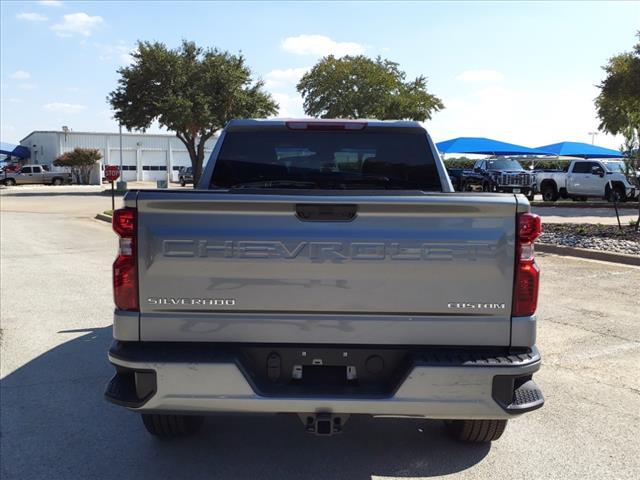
top-left (1, 1), bottom-right (638, 148)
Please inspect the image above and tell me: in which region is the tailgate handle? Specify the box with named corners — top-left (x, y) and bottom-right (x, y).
top-left (296, 204), bottom-right (357, 222)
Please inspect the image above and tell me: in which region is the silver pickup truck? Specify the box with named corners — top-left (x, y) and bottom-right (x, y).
top-left (105, 119), bottom-right (544, 443)
top-left (2, 164), bottom-right (72, 186)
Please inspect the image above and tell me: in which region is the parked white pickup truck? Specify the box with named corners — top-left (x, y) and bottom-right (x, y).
top-left (536, 159), bottom-right (637, 202)
top-left (2, 164), bottom-right (72, 186)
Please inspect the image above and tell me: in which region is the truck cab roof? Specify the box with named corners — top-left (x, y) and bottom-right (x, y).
top-left (224, 118), bottom-right (424, 132)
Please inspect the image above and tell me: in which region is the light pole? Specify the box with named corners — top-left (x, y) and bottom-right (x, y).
top-left (116, 123), bottom-right (127, 191)
top-left (588, 131), bottom-right (599, 145)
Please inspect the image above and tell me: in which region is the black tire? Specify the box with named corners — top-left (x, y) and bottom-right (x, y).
top-left (141, 414), bottom-right (204, 438)
top-left (482, 182), bottom-right (491, 192)
top-left (52, 177), bottom-right (63, 186)
top-left (445, 419), bottom-right (508, 443)
top-left (606, 184), bottom-right (626, 203)
top-left (525, 190), bottom-right (535, 201)
top-left (180, 178), bottom-right (186, 187)
top-left (541, 183), bottom-right (558, 202)
top-left (3, 178), bottom-right (16, 186)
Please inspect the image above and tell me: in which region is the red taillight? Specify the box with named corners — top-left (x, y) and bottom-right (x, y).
top-left (512, 213), bottom-right (541, 317)
top-left (285, 121), bottom-right (367, 131)
top-left (517, 212), bottom-right (542, 244)
top-left (112, 207), bottom-right (138, 311)
top-left (113, 208), bottom-right (136, 237)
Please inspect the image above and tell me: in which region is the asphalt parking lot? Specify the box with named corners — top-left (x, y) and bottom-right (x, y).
top-left (1, 189), bottom-right (639, 480)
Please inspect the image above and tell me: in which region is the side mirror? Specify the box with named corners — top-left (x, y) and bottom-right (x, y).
top-left (473, 167), bottom-right (481, 173)
top-left (591, 166), bottom-right (605, 177)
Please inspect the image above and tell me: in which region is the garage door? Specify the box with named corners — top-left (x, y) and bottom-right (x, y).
top-left (108, 149), bottom-right (137, 181)
top-left (141, 150), bottom-right (167, 181)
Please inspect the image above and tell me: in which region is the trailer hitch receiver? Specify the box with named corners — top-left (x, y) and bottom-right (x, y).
top-left (298, 413), bottom-right (350, 436)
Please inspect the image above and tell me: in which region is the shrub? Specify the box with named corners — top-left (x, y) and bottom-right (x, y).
top-left (54, 148), bottom-right (102, 184)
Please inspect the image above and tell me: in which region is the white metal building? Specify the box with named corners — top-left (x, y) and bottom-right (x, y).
top-left (19, 130), bottom-right (219, 183)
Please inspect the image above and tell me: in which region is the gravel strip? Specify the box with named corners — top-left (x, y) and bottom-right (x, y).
top-left (540, 232), bottom-right (640, 256)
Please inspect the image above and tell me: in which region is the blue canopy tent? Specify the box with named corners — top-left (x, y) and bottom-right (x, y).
top-left (0, 142), bottom-right (30, 160)
top-left (535, 141), bottom-right (623, 159)
top-left (436, 137), bottom-right (551, 156)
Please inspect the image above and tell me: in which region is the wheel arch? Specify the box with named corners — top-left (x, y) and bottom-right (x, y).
top-left (539, 179), bottom-right (557, 191)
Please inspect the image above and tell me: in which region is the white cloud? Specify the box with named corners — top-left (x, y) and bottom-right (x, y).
top-left (456, 70), bottom-right (505, 83)
top-left (96, 43), bottom-right (134, 65)
top-left (98, 109), bottom-right (115, 120)
top-left (3, 98), bottom-right (23, 104)
top-left (51, 12), bottom-right (104, 37)
top-left (264, 67), bottom-right (309, 89)
top-left (270, 93), bottom-right (305, 118)
top-left (282, 35), bottom-right (364, 57)
top-left (16, 12), bottom-right (48, 22)
top-left (10, 70), bottom-right (31, 80)
top-left (43, 102), bottom-right (86, 114)
top-left (38, 1), bottom-right (63, 6)
top-left (0, 124), bottom-right (18, 143)
top-left (429, 84), bottom-right (623, 150)
top-left (18, 83), bottom-right (36, 90)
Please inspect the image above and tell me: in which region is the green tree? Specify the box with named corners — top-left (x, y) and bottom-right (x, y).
top-left (297, 55), bottom-right (444, 120)
top-left (108, 40), bottom-right (278, 185)
top-left (53, 148), bottom-right (102, 184)
top-left (595, 32), bottom-right (640, 185)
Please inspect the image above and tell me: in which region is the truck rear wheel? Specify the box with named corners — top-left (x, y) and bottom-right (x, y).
top-left (445, 419), bottom-right (508, 443)
top-left (3, 178), bottom-right (16, 186)
top-left (541, 183), bottom-right (558, 202)
top-left (606, 184), bottom-right (626, 202)
top-left (141, 413), bottom-right (204, 438)
top-left (52, 178), bottom-right (63, 186)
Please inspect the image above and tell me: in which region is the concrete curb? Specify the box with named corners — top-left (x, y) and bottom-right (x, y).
top-left (95, 213), bottom-right (112, 224)
top-left (537, 243), bottom-right (640, 266)
top-left (532, 202), bottom-right (638, 210)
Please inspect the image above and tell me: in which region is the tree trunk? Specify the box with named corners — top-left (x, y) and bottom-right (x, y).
top-left (195, 140), bottom-right (206, 188)
top-left (176, 134), bottom-right (201, 188)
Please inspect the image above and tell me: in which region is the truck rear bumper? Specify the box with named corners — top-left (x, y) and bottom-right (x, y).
top-left (105, 342), bottom-right (543, 420)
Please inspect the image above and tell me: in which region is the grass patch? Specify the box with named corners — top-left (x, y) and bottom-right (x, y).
top-left (103, 210), bottom-right (113, 216)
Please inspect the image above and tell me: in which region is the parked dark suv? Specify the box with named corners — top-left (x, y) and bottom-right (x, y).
top-left (178, 166), bottom-right (193, 187)
top-left (450, 159), bottom-right (536, 200)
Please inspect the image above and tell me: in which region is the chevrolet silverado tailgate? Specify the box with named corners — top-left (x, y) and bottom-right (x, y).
top-left (134, 191), bottom-right (517, 345)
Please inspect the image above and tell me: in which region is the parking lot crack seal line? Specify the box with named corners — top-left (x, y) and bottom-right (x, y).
top-left (542, 363), bottom-right (640, 397)
top-left (542, 317), bottom-right (640, 344)
top-left (0, 374), bottom-right (111, 389)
